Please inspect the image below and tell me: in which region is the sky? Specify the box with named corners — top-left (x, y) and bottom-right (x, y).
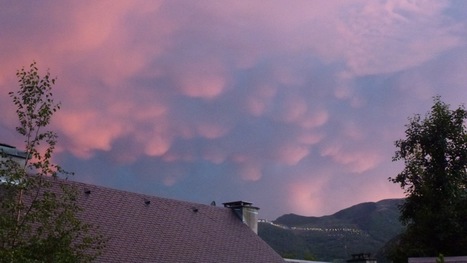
top-left (1, 0), bottom-right (467, 220)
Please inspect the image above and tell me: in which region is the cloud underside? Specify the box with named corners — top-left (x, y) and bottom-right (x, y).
top-left (0, 0), bottom-right (465, 217)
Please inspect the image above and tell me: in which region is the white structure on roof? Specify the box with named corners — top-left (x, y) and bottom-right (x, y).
top-left (0, 143), bottom-right (27, 165)
top-left (284, 259), bottom-right (329, 263)
top-left (0, 143), bottom-right (27, 184)
top-left (409, 256), bottom-right (467, 263)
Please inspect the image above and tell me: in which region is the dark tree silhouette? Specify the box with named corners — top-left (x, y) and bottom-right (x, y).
top-left (388, 96), bottom-right (467, 261)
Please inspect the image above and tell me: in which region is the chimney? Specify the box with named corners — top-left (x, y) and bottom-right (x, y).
top-left (223, 201), bottom-right (259, 234)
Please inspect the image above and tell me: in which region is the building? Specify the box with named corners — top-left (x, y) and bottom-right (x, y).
top-left (62, 180), bottom-right (286, 262)
top-left (347, 253), bottom-right (377, 263)
top-left (1, 144), bottom-right (285, 262)
top-left (409, 256), bottom-right (467, 263)
top-left (284, 259), bottom-right (329, 263)
top-left (0, 143), bottom-right (27, 184)
top-left (0, 143), bottom-right (27, 165)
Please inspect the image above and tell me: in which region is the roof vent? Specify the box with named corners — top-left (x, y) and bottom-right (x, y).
top-left (144, 199), bottom-right (151, 205)
top-left (192, 207), bottom-right (199, 212)
top-left (84, 188), bottom-right (91, 195)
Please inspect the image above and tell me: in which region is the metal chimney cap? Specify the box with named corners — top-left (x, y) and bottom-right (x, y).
top-left (223, 201), bottom-right (259, 209)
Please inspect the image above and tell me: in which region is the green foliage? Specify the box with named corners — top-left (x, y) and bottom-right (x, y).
top-left (0, 62), bottom-right (105, 262)
top-left (437, 254), bottom-right (445, 263)
top-left (388, 96), bottom-right (467, 261)
top-left (259, 222), bottom-right (315, 260)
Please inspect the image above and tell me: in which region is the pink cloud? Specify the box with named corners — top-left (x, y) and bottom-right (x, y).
top-left (1, 1), bottom-right (452, 164)
top-left (58, 2), bottom-right (132, 52)
top-left (297, 132), bottom-right (324, 145)
top-left (144, 135), bottom-right (172, 157)
top-left (177, 72), bottom-right (228, 99)
top-left (274, 143), bottom-right (310, 166)
top-left (202, 145), bottom-right (227, 164)
top-left (162, 169), bottom-right (186, 187)
top-left (245, 84), bottom-right (277, 116)
top-left (276, 95), bottom-right (308, 124)
top-left (286, 175), bottom-right (330, 216)
top-left (361, 178), bottom-right (405, 203)
top-left (286, 165), bottom-right (405, 217)
top-left (55, 110), bottom-right (127, 158)
top-left (2, 0), bottom-right (466, 218)
top-left (133, 104), bottom-right (167, 122)
top-left (299, 111), bottom-right (329, 129)
top-left (238, 162), bottom-right (263, 182)
top-left (322, 147), bottom-right (382, 174)
top-left (170, 56), bottom-right (230, 100)
top-left (337, 0), bottom-right (461, 77)
top-left (196, 123), bottom-right (230, 139)
top-left (342, 121), bottom-right (365, 141)
top-left (230, 154), bottom-right (263, 181)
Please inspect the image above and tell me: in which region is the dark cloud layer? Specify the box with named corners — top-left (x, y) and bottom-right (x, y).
top-left (1, 0), bottom-right (467, 218)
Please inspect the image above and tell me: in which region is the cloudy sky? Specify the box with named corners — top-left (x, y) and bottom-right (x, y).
top-left (1, 0), bottom-right (467, 219)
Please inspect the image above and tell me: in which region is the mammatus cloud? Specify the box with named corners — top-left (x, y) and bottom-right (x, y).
top-left (321, 144), bottom-right (383, 174)
top-left (1, 0), bottom-right (467, 218)
top-left (338, 0), bottom-right (458, 74)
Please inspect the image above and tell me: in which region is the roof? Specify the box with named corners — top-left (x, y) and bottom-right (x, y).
top-left (66, 180), bottom-right (285, 263)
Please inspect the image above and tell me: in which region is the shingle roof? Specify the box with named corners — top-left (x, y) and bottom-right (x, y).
top-left (67, 180), bottom-right (285, 263)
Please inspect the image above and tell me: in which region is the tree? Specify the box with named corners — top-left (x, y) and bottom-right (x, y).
top-left (0, 62), bottom-right (105, 262)
top-left (388, 96), bottom-right (467, 261)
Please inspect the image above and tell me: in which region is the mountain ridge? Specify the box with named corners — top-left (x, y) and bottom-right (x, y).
top-left (258, 198), bottom-right (404, 262)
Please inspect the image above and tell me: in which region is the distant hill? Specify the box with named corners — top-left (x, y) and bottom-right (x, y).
top-left (258, 199), bottom-right (404, 262)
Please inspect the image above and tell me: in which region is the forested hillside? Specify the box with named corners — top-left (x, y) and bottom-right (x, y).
top-left (259, 199), bottom-right (404, 262)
